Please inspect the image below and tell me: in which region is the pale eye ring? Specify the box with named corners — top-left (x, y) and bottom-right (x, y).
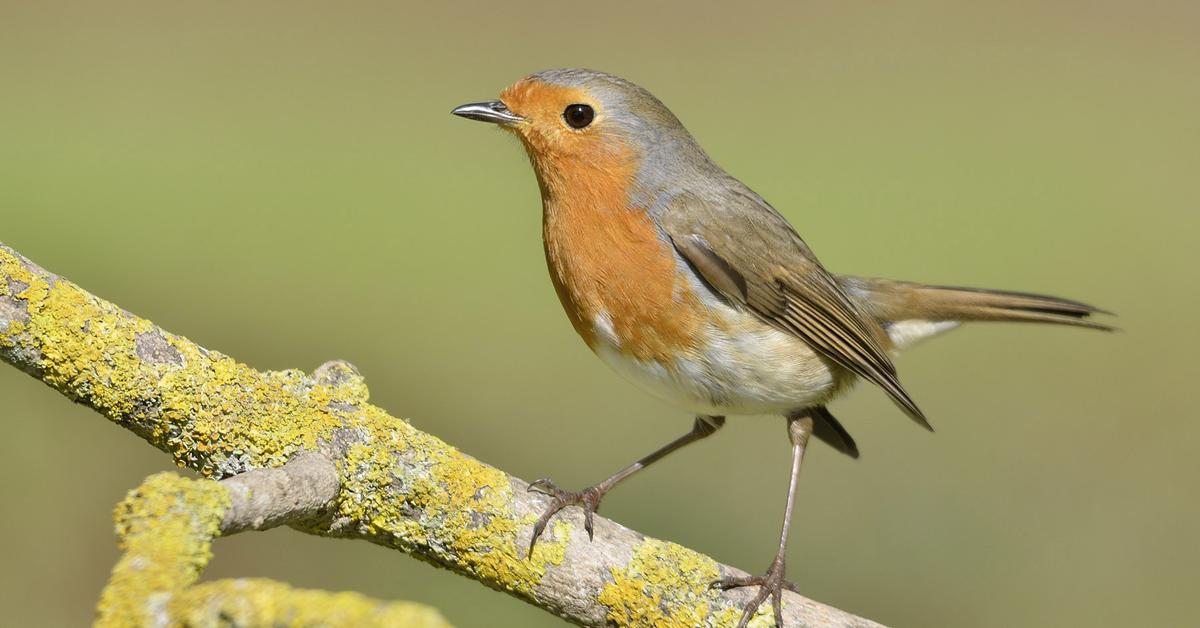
top-left (563, 104), bottom-right (594, 129)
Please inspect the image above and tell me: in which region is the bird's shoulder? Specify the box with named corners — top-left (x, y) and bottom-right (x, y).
top-left (657, 181), bottom-right (823, 283)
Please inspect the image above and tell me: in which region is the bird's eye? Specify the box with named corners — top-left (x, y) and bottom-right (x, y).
top-left (563, 104), bottom-right (595, 129)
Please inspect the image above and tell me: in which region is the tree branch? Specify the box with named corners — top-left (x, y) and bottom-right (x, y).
top-left (220, 451), bottom-right (340, 534)
top-left (96, 454), bottom-right (449, 627)
top-left (0, 242), bottom-right (884, 627)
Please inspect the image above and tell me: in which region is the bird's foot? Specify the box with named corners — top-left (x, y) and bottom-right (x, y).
top-left (711, 557), bottom-right (799, 628)
top-left (526, 478), bottom-right (606, 557)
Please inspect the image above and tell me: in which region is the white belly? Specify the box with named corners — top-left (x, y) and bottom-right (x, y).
top-left (591, 305), bottom-right (850, 417)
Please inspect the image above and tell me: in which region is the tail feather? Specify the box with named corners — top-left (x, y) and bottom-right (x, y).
top-left (841, 277), bottom-right (1114, 332)
top-left (811, 406), bottom-right (859, 459)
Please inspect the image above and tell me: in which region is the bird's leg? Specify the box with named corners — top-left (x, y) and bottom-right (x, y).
top-left (712, 410), bottom-right (814, 628)
top-left (527, 415), bottom-right (725, 556)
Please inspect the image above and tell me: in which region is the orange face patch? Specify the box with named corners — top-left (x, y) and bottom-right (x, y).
top-left (502, 78), bottom-right (708, 364)
top-left (499, 80), bottom-right (611, 163)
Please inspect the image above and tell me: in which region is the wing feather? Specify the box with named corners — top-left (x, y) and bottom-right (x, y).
top-left (663, 191), bottom-right (930, 428)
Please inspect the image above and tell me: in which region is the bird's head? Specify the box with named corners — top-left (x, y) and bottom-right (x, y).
top-left (453, 69), bottom-right (712, 199)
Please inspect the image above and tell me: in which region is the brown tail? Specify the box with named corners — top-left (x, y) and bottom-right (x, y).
top-left (841, 276), bottom-right (1114, 331)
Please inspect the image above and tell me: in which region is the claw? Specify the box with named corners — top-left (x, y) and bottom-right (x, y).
top-left (527, 478), bottom-right (556, 495)
top-left (528, 513), bottom-right (552, 557)
top-left (709, 575), bottom-right (756, 591)
top-left (712, 560), bottom-right (796, 628)
top-left (525, 479), bottom-right (606, 558)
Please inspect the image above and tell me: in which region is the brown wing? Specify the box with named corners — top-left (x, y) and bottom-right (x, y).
top-left (663, 190), bottom-right (930, 429)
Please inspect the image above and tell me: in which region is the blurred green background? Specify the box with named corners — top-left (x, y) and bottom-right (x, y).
top-left (2, 1), bottom-right (1196, 626)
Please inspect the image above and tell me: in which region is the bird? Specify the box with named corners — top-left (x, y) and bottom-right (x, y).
top-left (452, 68), bottom-right (1111, 627)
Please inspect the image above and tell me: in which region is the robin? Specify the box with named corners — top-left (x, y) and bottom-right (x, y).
top-left (453, 69), bottom-right (1110, 626)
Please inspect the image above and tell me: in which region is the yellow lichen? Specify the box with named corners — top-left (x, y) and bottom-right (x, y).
top-left (96, 472), bottom-right (230, 627)
top-left (599, 538), bottom-right (745, 627)
top-left (0, 246), bottom-right (361, 478)
top-left (92, 470), bottom-right (453, 627)
top-left (338, 418), bottom-right (569, 596)
top-left (2, 245), bottom-right (570, 613)
top-left (172, 578), bottom-right (451, 627)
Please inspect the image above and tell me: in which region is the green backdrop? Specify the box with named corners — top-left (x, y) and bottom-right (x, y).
top-left (2, 2), bottom-right (1196, 626)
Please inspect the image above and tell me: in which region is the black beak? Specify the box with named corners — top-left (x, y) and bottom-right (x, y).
top-left (451, 100), bottom-right (524, 125)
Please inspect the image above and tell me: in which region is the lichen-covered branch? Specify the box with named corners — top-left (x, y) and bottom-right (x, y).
top-left (96, 464), bottom-right (448, 627)
top-left (0, 242), bottom-right (883, 627)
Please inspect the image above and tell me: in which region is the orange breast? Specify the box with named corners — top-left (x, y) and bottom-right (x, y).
top-left (533, 147), bottom-right (707, 363)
